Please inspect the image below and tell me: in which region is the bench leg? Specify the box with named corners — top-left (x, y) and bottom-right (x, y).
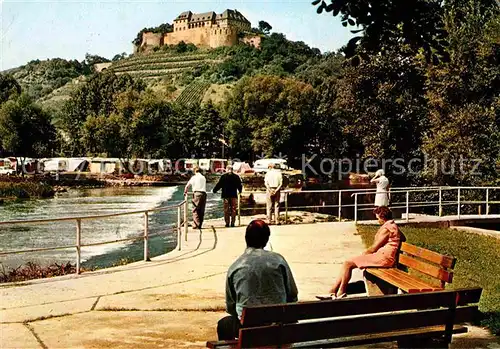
top-left (363, 271), bottom-right (398, 296)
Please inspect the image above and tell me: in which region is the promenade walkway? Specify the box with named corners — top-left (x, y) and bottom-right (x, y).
top-left (1, 218), bottom-right (498, 348)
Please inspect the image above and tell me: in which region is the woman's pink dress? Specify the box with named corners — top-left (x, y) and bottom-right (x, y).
top-left (350, 220), bottom-right (401, 268)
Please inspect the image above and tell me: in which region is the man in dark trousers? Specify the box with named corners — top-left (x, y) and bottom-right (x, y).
top-left (213, 165), bottom-right (243, 227)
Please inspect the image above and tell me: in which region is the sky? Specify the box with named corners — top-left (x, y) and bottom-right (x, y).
top-left (0, 0), bottom-right (353, 70)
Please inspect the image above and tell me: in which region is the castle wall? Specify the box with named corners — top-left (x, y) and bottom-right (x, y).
top-left (209, 27), bottom-right (238, 48)
top-left (143, 10), bottom-right (253, 49)
top-left (164, 27), bottom-right (210, 47)
top-left (142, 32), bottom-right (162, 47)
top-left (164, 27), bottom-right (238, 48)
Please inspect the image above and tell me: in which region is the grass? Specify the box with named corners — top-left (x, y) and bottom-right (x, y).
top-left (357, 225), bottom-right (500, 335)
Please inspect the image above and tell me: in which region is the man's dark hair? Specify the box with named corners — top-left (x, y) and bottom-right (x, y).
top-left (245, 219), bottom-right (270, 248)
top-left (373, 206), bottom-right (393, 220)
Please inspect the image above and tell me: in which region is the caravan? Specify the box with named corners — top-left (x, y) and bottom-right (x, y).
top-left (199, 159), bottom-right (228, 173)
top-left (253, 158), bottom-right (289, 173)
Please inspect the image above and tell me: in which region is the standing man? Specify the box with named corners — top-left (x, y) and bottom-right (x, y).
top-left (184, 166), bottom-right (207, 229)
top-left (217, 219), bottom-right (298, 340)
top-left (213, 165), bottom-right (242, 227)
top-left (264, 163), bottom-right (283, 225)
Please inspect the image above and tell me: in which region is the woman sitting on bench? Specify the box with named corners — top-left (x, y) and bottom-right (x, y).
top-left (318, 206), bottom-right (405, 299)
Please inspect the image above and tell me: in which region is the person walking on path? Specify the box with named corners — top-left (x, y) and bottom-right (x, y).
top-left (184, 166), bottom-right (207, 229)
top-left (264, 163), bottom-right (283, 225)
top-left (217, 219), bottom-right (298, 340)
top-left (371, 169), bottom-right (390, 207)
top-left (213, 165), bottom-right (243, 227)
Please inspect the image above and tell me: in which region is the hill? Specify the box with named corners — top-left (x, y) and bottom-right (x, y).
top-left (4, 33), bottom-right (328, 111)
top-left (7, 58), bottom-right (90, 101)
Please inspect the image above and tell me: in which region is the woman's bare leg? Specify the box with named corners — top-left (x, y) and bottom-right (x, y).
top-left (328, 276), bottom-right (342, 295)
top-left (337, 261), bottom-right (356, 297)
top-left (329, 260), bottom-right (352, 295)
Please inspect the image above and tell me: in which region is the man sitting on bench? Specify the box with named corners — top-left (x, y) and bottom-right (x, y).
top-left (217, 219), bottom-right (298, 340)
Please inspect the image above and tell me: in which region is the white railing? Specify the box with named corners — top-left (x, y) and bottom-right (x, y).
top-left (237, 186), bottom-right (500, 224)
top-left (0, 200), bottom-right (189, 274)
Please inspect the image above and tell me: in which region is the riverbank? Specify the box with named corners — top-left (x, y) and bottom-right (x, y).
top-left (0, 173), bottom-right (190, 200)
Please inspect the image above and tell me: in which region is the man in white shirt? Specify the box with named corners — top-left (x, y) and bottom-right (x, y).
top-left (184, 166), bottom-right (207, 229)
top-left (264, 163), bottom-right (283, 225)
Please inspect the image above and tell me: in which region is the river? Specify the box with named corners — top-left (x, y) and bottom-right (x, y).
top-left (0, 184), bottom-right (223, 269)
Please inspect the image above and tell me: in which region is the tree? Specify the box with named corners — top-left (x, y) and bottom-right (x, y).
top-left (0, 94), bottom-right (56, 170)
top-left (223, 75), bottom-right (316, 163)
top-left (313, 0), bottom-right (449, 65)
top-left (0, 74), bottom-right (21, 104)
top-left (194, 102), bottom-right (223, 157)
top-left (333, 50), bottom-right (429, 184)
top-left (422, 0), bottom-right (500, 185)
top-left (258, 21), bottom-right (272, 35)
top-left (112, 52), bottom-right (128, 61)
top-left (84, 53), bottom-right (110, 66)
top-left (59, 72), bottom-right (145, 155)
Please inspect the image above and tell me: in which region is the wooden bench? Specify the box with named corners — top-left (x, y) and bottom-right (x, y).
top-left (364, 242), bottom-right (456, 295)
top-left (206, 287), bottom-right (482, 348)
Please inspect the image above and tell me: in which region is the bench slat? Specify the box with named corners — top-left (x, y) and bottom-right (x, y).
top-left (399, 254), bottom-right (454, 283)
top-left (290, 325), bottom-right (468, 348)
top-left (369, 268), bottom-right (436, 289)
top-left (365, 268), bottom-right (442, 293)
top-left (401, 243), bottom-right (456, 269)
top-left (240, 288), bottom-right (481, 327)
top-left (239, 306), bottom-right (478, 348)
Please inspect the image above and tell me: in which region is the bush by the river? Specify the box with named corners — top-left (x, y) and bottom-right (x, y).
top-left (0, 261), bottom-right (77, 283)
top-left (0, 181), bottom-right (54, 199)
top-left (357, 225), bottom-right (500, 336)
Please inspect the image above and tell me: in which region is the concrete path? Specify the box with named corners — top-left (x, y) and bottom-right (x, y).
top-left (1, 219), bottom-right (498, 348)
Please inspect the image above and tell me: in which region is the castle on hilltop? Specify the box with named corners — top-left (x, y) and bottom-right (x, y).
top-left (140, 9), bottom-right (261, 50)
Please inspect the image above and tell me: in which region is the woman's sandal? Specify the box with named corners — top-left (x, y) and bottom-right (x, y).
top-left (315, 294), bottom-right (335, 300)
top-left (336, 293), bottom-right (347, 299)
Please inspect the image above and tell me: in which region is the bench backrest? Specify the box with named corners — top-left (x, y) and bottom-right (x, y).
top-left (238, 287), bottom-right (481, 348)
top-left (398, 242), bottom-right (456, 288)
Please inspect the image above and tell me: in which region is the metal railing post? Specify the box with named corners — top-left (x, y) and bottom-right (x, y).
top-left (237, 193), bottom-right (241, 226)
top-left (338, 190), bottom-right (342, 222)
top-left (406, 191), bottom-right (410, 222)
top-left (439, 188), bottom-right (443, 217)
top-left (354, 194), bottom-right (358, 224)
top-left (457, 188), bottom-right (461, 218)
top-left (75, 219), bottom-right (81, 275)
top-left (486, 188), bottom-right (490, 215)
top-left (284, 192), bottom-right (288, 224)
top-left (177, 206), bottom-right (182, 251)
top-left (143, 212), bottom-right (149, 261)
top-left (184, 198), bottom-right (188, 241)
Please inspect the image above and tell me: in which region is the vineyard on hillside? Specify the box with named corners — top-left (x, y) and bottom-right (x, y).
top-left (108, 52), bottom-right (214, 79)
top-left (175, 80), bottom-right (211, 107)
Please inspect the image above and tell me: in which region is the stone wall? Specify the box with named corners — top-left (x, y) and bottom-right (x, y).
top-left (142, 32), bottom-right (163, 47)
top-left (241, 35), bottom-right (262, 49)
top-left (94, 62), bottom-right (112, 72)
top-left (163, 27), bottom-right (238, 48)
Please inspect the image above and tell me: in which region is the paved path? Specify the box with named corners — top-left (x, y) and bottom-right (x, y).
top-left (1, 219), bottom-right (498, 348)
